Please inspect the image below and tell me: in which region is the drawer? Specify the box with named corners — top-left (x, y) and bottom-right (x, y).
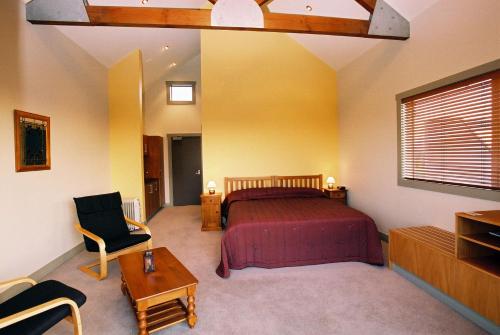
top-left (202, 197), bottom-right (219, 205)
top-left (330, 192), bottom-right (345, 199)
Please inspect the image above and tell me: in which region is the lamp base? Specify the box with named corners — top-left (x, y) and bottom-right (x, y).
top-left (327, 184), bottom-right (334, 189)
top-left (208, 189), bottom-right (215, 194)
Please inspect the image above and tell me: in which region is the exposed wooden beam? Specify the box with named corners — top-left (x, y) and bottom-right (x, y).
top-left (26, 5), bottom-right (406, 40)
top-left (263, 12), bottom-right (373, 38)
top-left (208, 0), bottom-right (272, 6)
top-left (354, 0), bottom-right (377, 14)
top-left (37, 6), bottom-right (403, 40)
top-left (86, 7), bottom-right (212, 29)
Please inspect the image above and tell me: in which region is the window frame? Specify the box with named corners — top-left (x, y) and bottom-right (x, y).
top-left (166, 81), bottom-right (196, 105)
top-left (396, 59), bottom-right (500, 202)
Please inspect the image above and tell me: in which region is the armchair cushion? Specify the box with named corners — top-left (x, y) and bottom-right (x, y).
top-left (105, 234), bottom-right (152, 253)
top-left (0, 280), bottom-right (86, 335)
top-left (74, 192), bottom-right (130, 251)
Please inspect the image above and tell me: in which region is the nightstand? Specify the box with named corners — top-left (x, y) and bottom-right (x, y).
top-left (200, 193), bottom-right (222, 231)
top-left (323, 188), bottom-right (347, 205)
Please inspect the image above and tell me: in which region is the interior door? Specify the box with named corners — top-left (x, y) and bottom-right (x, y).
top-left (171, 135), bottom-right (202, 206)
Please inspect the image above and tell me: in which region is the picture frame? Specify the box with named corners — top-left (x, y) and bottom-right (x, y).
top-left (14, 109), bottom-right (51, 172)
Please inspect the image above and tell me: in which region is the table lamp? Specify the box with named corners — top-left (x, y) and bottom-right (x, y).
top-left (326, 176), bottom-right (335, 189)
top-left (207, 180), bottom-right (217, 194)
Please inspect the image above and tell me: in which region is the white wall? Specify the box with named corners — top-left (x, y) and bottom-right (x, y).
top-left (0, 0), bottom-right (109, 279)
top-left (338, 0), bottom-right (500, 233)
top-left (144, 55), bottom-right (202, 204)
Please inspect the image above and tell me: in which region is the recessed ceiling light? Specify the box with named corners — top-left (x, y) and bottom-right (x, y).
top-left (141, 0), bottom-right (148, 5)
top-left (162, 46), bottom-right (169, 52)
top-left (306, 5), bottom-right (312, 12)
top-left (168, 62), bottom-right (177, 68)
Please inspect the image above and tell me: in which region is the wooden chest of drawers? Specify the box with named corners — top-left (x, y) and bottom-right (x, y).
top-left (200, 193), bottom-right (222, 231)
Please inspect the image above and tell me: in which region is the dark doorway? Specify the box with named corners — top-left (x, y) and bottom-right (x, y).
top-left (170, 135), bottom-right (202, 206)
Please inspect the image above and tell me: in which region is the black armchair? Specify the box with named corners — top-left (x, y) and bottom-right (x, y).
top-left (0, 277), bottom-right (86, 335)
top-left (73, 192), bottom-right (152, 280)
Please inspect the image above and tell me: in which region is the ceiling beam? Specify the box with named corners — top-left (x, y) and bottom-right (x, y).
top-left (208, 0), bottom-right (272, 6)
top-left (27, 6), bottom-right (407, 40)
top-left (353, 0), bottom-right (377, 14)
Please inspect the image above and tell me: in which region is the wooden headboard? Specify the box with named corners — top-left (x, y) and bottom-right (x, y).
top-left (224, 174), bottom-right (323, 195)
top-left (274, 174), bottom-right (323, 189)
top-left (224, 176), bottom-right (274, 195)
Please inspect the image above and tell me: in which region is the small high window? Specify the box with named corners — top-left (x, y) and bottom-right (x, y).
top-left (166, 81), bottom-right (196, 105)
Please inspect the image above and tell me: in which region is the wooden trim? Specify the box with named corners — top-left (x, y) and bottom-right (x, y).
top-left (0, 297), bottom-right (82, 335)
top-left (13, 110), bottom-right (51, 172)
top-left (47, 6), bottom-right (409, 40)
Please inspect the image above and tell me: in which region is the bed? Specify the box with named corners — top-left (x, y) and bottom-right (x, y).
top-left (216, 175), bottom-right (384, 278)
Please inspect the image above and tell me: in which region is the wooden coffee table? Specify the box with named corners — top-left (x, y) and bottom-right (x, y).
top-left (118, 247), bottom-right (198, 335)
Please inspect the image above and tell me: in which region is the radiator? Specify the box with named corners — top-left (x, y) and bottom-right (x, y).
top-left (122, 197), bottom-right (141, 231)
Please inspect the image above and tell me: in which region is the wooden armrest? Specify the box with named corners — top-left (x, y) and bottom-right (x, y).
top-left (125, 218), bottom-right (152, 236)
top-left (74, 224), bottom-right (106, 250)
top-left (0, 277), bottom-right (37, 291)
top-left (0, 297), bottom-right (79, 329)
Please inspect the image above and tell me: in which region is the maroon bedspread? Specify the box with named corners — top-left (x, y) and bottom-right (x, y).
top-left (216, 187), bottom-right (384, 278)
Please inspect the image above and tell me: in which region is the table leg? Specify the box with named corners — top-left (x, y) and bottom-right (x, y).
top-left (137, 310), bottom-right (148, 335)
top-left (187, 291), bottom-right (197, 328)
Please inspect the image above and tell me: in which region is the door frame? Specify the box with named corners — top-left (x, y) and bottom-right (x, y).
top-left (167, 133), bottom-right (203, 206)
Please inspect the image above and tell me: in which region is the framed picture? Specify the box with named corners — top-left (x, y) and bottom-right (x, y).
top-left (14, 110), bottom-right (51, 172)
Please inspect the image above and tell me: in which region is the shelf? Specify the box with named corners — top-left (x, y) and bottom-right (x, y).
top-left (460, 255), bottom-right (500, 278)
top-left (456, 211), bottom-right (500, 227)
top-left (459, 233), bottom-right (500, 251)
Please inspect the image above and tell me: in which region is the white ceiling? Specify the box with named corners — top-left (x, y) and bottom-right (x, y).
top-left (53, 0), bottom-right (440, 77)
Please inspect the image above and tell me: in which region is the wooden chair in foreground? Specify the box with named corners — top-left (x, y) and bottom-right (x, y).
top-left (0, 277), bottom-right (85, 335)
top-left (73, 192), bottom-right (152, 280)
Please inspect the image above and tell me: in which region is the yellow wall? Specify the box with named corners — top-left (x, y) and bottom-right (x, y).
top-left (201, 30), bottom-right (338, 194)
top-left (108, 50), bottom-right (146, 219)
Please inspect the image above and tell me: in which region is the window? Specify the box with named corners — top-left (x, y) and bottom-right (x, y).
top-left (397, 61), bottom-right (499, 201)
top-left (166, 81), bottom-right (196, 105)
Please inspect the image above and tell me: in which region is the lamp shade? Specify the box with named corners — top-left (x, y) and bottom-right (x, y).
top-left (207, 180), bottom-right (217, 189)
top-left (211, 0), bottom-right (264, 28)
top-left (326, 177), bottom-right (335, 184)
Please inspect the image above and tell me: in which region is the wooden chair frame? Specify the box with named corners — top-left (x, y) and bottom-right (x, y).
top-left (75, 217), bottom-right (152, 280)
top-left (0, 277), bottom-right (82, 335)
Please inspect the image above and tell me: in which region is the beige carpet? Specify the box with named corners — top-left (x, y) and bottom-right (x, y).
top-left (47, 206), bottom-right (485, 335)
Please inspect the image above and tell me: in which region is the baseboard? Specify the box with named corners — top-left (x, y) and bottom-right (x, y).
top-left (0, 242), bottom-right (84, 302)
top-left (392, 265), bottom-right (499, 335)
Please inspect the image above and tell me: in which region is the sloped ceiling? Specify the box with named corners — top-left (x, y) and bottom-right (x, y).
top-left (51, 0), bottom-right (440, 75)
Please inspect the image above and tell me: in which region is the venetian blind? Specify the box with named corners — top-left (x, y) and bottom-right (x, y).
top-left (400, 69), bottom-right (500, 190)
